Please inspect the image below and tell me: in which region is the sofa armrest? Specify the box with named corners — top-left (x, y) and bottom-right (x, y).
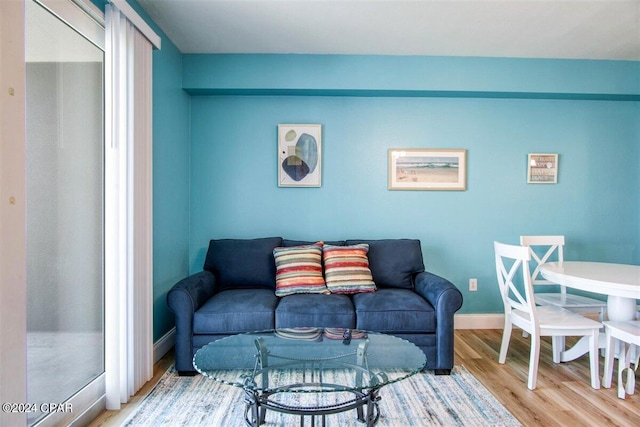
top-left (167, 271), bottom-right (217, 313)
top-left (167, 271), bottom-right (217, 373)
top-left (414, 272), bottom-right (462, 311)
top-left (414, 271), bottom-right (463, 371)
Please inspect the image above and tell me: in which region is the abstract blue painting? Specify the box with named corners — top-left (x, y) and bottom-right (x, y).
top-left (278, 124), bottom-right (322, 187)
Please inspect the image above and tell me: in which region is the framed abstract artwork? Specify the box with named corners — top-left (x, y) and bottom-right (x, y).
top-left (527, 153), bottom-right (558, 184)
top-left (388, 148), bottom-right (467, 191)
top-left (278, 124), bottom-right (322, 187)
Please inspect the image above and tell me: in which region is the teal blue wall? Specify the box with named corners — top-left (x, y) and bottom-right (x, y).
top-left (183, 54), bottom-right (640, 99)
top-left (93, 2), bottom-right (639, 330)
top-left (186, 55), bottom-right (640, 315)
top-left (148, 33), bottom-right (190, 342)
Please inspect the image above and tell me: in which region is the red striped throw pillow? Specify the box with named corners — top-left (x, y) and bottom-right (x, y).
top-left (323, 244), bottom-right (376, 294)
top-left (273, 242), bottom-right (330, 297)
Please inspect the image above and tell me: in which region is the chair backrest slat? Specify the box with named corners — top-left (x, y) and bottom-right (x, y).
top-left (520, 235), bottom-right (565, 290)
top-left (494, 241), bottom-right (537, 324)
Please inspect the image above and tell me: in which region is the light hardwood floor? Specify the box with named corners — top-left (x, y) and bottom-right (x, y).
top-left (455, 329), bottom-right (639, 427)
top-left (89, 329), bottom-right (639, 427)
top-left (88, 352), bottom-right (174, 427)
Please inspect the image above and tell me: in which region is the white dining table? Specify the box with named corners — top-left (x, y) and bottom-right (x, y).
top-left (539, 261), bottom-right (640, 361)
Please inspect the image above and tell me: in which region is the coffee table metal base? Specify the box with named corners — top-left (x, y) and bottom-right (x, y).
top-left (243, 336), bottom-right (382, 426)
top-left (243, 385), bottom-right (381, 427)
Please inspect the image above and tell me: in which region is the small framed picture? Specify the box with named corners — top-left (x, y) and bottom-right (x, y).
top-left (527, 153), bottom-right (558, 184)
top-left (278, 124), bottom-right (322, 187)
top-left (388, 148), bottom-right (467, 191)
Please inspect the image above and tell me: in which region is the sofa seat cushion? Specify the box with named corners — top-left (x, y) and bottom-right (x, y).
top-left (353, 288), bottom-right (436, 333)
top-left (276, 294), bottom-right (356, 329)
top-left (193, 289), bottom-right (278, 334)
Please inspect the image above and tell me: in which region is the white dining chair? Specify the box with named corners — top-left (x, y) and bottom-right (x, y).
top-left (494, 241), bottom-right (602, 390)
top-left (602, 320), bottom-right (640, 399)
top-left (520, 235), bottom-right (607, 320)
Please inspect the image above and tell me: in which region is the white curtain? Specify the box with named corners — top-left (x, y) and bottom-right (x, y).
top-left (105, 3), bottom-right (157, 409)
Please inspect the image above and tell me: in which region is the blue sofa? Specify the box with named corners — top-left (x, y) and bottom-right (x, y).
top-left (167, 237), bottom-right (463, 375)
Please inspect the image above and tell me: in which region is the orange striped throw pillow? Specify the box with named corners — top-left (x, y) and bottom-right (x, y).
top-left (323, 244), bottom-right (376, 294)
top-left (273, 242), bottom-right (330, 297)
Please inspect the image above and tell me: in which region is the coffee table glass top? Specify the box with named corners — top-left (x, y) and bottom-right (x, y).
top-left (193, 328), bottom-right (426, 393)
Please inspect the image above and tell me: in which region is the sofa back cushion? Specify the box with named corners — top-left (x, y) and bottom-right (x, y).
top-left (273, 242), bottom-right (330, 297)
top-left (323, 244), bottom-right (377, 294)
top-left (345, 239), bottom-right (425, 289)
top-left (283, 239), bottom-right (346, 247)
top-left (203, 237), bottom-right (283, 290)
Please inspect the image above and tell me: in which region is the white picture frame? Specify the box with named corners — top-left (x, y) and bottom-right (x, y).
top-left (388, 148), bottom-right (467, 191)
top-left (527, 153), bottom-right (558, 184)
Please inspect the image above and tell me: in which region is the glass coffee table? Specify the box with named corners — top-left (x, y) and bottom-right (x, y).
top-left (193, 328), bottom-right (426, 426)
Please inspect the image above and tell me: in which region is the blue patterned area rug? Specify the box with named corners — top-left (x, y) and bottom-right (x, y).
top-left (124, 366), bottom-right (521, 426)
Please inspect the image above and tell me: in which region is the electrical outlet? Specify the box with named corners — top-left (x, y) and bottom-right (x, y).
top-left (469, 278), bottom-right (478, 291)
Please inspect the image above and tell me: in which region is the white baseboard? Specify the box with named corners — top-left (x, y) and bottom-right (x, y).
top-left (454, 313), bottom-right (504, 329)
top-left (153, 327), bottom-right (175, 364)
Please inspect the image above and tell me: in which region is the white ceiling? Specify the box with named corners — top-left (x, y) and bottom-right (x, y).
top-left (137, 0), bottom-right (640, 60)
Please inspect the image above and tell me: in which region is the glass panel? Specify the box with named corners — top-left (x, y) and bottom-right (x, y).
top-left (25, 1), bottom-right (104, 425)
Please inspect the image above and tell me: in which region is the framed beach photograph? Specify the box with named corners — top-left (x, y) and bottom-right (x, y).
top-left (527, 153), bottom-right (558, 184)
top-left (388, 149), bottom-right (467, 191)
top-left (278, 124), bottom-right (322, 187)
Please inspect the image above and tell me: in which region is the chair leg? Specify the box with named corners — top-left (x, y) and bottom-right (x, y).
top-left (618, 343), bottom-right (636, 398)
top-left (631, 344), bottom-right (639, 369)
top-left (625, 369), bottom-right (636, 396)
top-left (602, 328), bottom-right (615, 389)
top-left (528, 334), bottom-right (541, 390)
top-left (618, 342), bottom-right (629, 399)
top-left (551, 336), bottom-right (564, 363)
top-left (588, 331), bottom-right (600, 389)
top-left (598, 317), bottom-right (607, 358)
top-left (499, 321), bottom-right (513, 364)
